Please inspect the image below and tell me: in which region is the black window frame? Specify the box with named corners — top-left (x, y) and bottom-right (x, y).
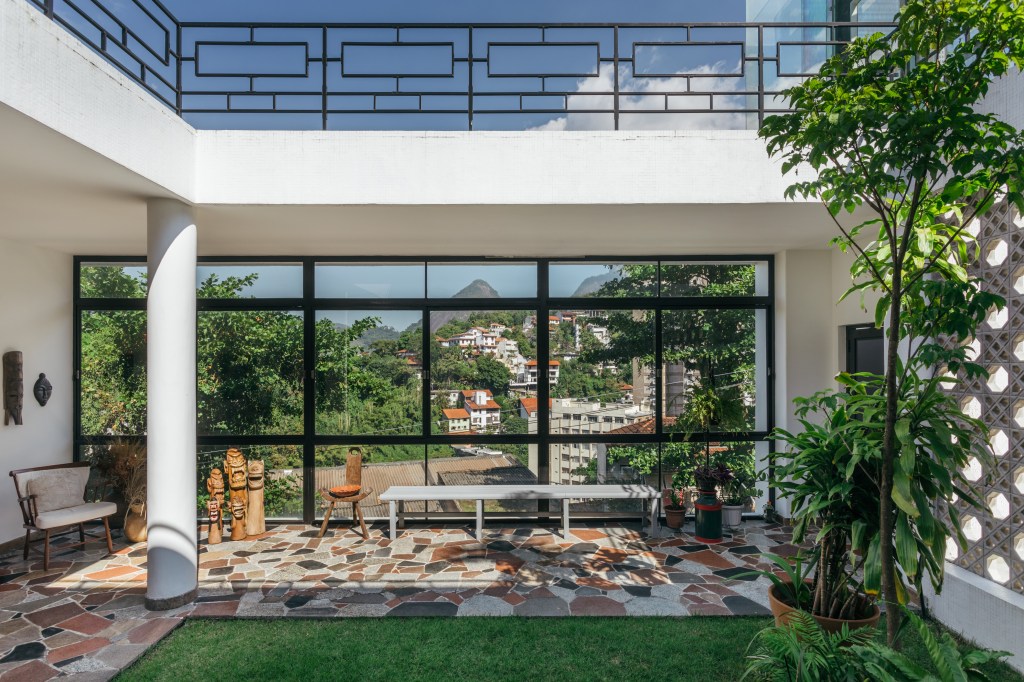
top-left (74, 254), bottom-right (776, 524)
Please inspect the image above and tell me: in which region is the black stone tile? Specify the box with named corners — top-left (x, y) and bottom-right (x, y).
top-left (40, 627), bottom-right (63, 638)
top-left (714, 567), bottom-right (760, 581)
top-left (386, 601), bottom-right (458, 617)
top-left (729, 545), bottom-right (762, 555)
top-left (665, 556), bottom-right (684, 566)
top-left (284, 595), bottom-right (313, 609)
top-left (293, 548), bottom-right (315, 555)
top-left (0, 642), bottom-right (46, 663)
top-left (0, 572), bottom-right (26, 585)
top-left (679, 544), bottom-right (710, 553)
top-left (624, 586), bottom-right (652, 597)
top-left (208, 567), bottom-right (233, 576)
top-left (723, 595), bottom-right (771, 616)
top-left (297, 560), bottom-right (327, 570)
top-left (486, 541), bottom-right (516, 552)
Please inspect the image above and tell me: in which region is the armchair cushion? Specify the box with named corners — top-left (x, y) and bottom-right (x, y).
top-left (35, 501), bottom-right (117, 530)
top-left (25, 468), bottom-right (89, 513)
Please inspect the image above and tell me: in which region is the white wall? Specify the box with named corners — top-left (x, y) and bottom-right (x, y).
top-left (924, 564), bottom-right (1024, 674)
top-left (0, 237), bottom-right (74, 545)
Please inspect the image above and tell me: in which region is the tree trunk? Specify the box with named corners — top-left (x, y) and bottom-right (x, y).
top-left (881, 279), bottom-right (904, 647)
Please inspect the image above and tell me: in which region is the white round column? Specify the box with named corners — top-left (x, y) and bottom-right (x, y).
top-left (145, 198), bottom-right (198, 610)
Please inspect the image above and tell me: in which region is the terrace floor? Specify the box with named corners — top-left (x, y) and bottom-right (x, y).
top-left (0, 520), bottom-right (801, 680)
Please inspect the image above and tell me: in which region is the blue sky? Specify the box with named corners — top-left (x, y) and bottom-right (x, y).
top-left (165, 1), bottom-right (747, 24)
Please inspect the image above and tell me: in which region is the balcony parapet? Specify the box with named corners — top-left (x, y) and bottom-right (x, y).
top-left (22, 0), bottom-right (894, 132)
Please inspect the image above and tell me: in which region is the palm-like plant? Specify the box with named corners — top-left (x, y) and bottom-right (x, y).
top-left (743, 610), bottom-right (874, 682)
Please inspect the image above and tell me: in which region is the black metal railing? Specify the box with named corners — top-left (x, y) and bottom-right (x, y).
top-left (26, 0), bottom-right (894, 131)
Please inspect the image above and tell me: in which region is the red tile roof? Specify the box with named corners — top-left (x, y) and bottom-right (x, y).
top-left (525, 360), bottom-right (560, 367)
top-left (605, 416), bottom-right (676, 435)
top-left (518, 397), bottom-right (552, 415)
top-left (442, 408), bottom-right (470, 420)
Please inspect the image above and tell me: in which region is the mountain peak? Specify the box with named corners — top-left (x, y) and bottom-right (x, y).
top-left (453, 279), bottom-right (500, 298)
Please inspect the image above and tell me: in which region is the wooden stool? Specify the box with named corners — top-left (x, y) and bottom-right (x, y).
top-left (317, 447), bottom-right (372, 539)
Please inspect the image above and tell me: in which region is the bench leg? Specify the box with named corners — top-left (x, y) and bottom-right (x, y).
top-left (23, 530), bottom-right (30, 560)
top-left (562, 500), bottom-right (571, 540)
top-left (389, 501), bottom-right (398, 541)
top-left (43, 529), bottom-right (50, 571)
top-left (475, 499), bottom-right (483, 542)
top-left (398, 500), bottom-right (406, 529)
top-left (649, 497), bottom-right (659, 536)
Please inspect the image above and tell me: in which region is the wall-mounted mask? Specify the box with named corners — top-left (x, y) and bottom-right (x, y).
top-left (33, 373), bottom-right (51, 407)
top-left (3, 352), bottom-right (23, 426)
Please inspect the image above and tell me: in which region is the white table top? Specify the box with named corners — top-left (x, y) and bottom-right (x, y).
top-left (379, 484), bottom-right (660, 501)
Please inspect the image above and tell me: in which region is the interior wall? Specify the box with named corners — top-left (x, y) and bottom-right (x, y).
top-left (0, 237), bottom-right (74, 544)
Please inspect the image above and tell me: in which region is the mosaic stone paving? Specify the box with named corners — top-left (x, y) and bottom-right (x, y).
top-left (0, 520), bottom-right (801, 680)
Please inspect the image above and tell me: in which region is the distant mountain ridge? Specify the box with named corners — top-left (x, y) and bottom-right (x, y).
top-left (571, 271), bottom-right (617, 297)
top-left (431, 279), bottom-right (500, 332)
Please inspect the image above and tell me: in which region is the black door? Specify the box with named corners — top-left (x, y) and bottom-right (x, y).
top-left (845, 324), bottom-right (884, 375)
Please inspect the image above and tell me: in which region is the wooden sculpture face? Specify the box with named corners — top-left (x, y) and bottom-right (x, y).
top-left (3, 352), bottom-right (23, 426)
top-left (247, 460), bottom-right (265, 490)
top-left (225, 448), bottom-right (245, 468)
top-left (208, 468), bottom-right (224, 490)
top-left (230, 469), bottom-right (246, 490)
top-left (231, 498), bottom-right (245, 519)
top-left (207, 499), bottom-right (221, 522)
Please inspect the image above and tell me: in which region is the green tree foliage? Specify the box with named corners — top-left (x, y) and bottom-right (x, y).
top-left (760, 0), bottom-right (1024, 643)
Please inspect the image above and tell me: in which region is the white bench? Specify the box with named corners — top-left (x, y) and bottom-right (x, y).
top-left (378, 484), bottom-right (661, 541)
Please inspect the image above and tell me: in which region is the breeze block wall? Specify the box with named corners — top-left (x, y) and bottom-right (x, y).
top-left (943, 196), bottom-right (1024, 595)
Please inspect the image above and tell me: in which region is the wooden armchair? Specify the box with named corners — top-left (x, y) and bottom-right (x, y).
top-left (9, 462), bottom-right (116, 570)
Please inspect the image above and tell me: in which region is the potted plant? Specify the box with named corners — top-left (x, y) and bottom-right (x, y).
top-left (95, 438), bottom-right (147, 543)
top-left (664, 487), bottom-right (687, 529)
top-left (767, 392), bottom-right (880, 632)
top-left (721, 469), bottom-right (760, 528)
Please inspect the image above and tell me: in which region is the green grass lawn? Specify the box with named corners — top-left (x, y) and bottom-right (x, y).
top-left (117, 617), bottom-right (1022, 682)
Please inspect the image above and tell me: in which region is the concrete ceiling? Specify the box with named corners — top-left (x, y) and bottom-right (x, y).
top-left (0, 101), bottom-right (839, 257)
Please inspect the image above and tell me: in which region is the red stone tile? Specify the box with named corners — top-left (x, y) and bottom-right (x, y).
top-left (683, 550), bottom-right (736, 570)
top-left (125, 618), bottom-right (179, 645)
top-left (46, 637), bottom-right (111, 663)
top-left (702, 583), bottom-right (739, 597)
top-left (191, 601), bottom-right (239, 617)
top-left (58, 611), bottom-right (115, 635)
top-left (570, 596), bottom-right (627, 616)
top-left (83, 565), bottom-right (140, 581)
top-left (576, 576), bottom-right (621, 590)
top-left (2, 660), bottom-right (58, 682)
top-left (25, 602), bottom-right (86, 628)
top-left (572, 530), bottom-right (608, 541)
top-left (502, 592), bottom-right (526, 606)
top-left (81, 592), bottom-right (116, 607)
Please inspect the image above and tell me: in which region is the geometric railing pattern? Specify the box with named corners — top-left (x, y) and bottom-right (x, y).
top-left (942, 197), bottom-right (1024, 595)
top-left (24, 0), bottom-right (893, 131)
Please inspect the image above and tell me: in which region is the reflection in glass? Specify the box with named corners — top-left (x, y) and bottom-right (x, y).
top-left (427, 262), bottom-right (537, 298)
top-left (197, 445), bottom-right (304, 520)
top-left (316, 445), bottom-right (426, 520)
top-left (197, 263), bottom-right (303, 298)
top-left (316, 262), bottom-right (425, 299)
top-left (549, 262), bottom-right (656, 298)
top-left (81, 311), bottom-right (147, 434)
top-left (80, 263), bottom-right (146, 298)
top-left (198, 311), bottom-right (304, 435)
top-left (430, 310), bottom-right (537, 435)
top-left (316, 311), bottom-right (423, 436)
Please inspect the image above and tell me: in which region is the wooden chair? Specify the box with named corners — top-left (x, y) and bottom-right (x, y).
top-left (9, 462), bottom-right (116, 570)
top-left (318, 447), bottom-right (372, 539)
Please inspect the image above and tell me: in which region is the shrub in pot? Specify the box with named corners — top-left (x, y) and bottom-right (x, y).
top-left (95, 438), bottom-right (147, 543)
top-left (721, 468), bottom-right (761, 528)
top-left (664, 488), bottom-right (687, 529)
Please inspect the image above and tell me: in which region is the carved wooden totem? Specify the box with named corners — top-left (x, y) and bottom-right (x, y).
top-left (246, 459), bottom-right (266, 537)
top-left (230, 498), bottom-right (247, 541)
top-left (224, 448), bottom-right (247, 510)
top-left (207, 499), bottom-right (222, 545)
top-left (206, 468), bottom-right (225, 511)
top-left (3, 351), bottom-right (24, 426)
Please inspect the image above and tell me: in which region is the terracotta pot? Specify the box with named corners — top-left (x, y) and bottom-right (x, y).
top-left (768, 583), bottom-right (880, 634)
top-left (665, 506), bottom-right (686, 529)
top-left (123, 502), bottom-right (148, 543)
top-left (722, 504), bottom-right (743, 528)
